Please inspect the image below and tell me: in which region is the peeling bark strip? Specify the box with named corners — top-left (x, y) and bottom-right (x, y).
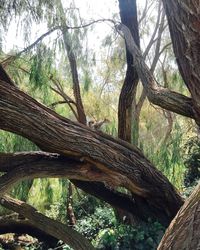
top-left (0, 81), bottom-right (183, 224)
top-left (0, 195), bottom-right (95, 250)
top-left (158, 182), bottom-right (200, 250)
top-left (117, 24), bottom-right (195, 120)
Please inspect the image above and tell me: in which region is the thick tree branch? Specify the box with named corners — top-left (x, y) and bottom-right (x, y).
top-left (0, 218), bottom-right (58, 246)
top-left (72, 180), bottom-right (171, 226)
top-left (117, 24), bottom-right (195, 119)
top-left (0, 195), bottom-right (95, 250)
top-left (0, 152), bottom-right (123, 196)
top-left (0, 81), bottom-right (183, 225)
top-left (0, 152), bottom-right (170, 225)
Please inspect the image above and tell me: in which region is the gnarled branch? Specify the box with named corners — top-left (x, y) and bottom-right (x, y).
top-left (0, 80), bottom-right (183, 225)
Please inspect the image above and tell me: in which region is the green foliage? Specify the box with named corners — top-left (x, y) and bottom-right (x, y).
top-left (183, 136), bottom-right (200, 187)
top-left (29, 44), bottom-right (53, 88)
top-left (95, 221), bottom-right (164, 250)
top-left (143, 121), bottom-right (185, 189)
top-left (83, 70), bottom-right (92, 92)
top-left (45, 201), bottom-right (67, 222)
top-left (76, 207), bottom-right (116, 241)
top-left (75, 205), bottom-right (164, 250)
top-left (0, 131), bottom-right (38, 152)
top-left (74, 195), bottom-right (105, 219)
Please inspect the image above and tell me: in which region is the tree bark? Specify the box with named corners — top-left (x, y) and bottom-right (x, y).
top-left (162, 0), bottom-right (200, 125)
top-left (156, 1), bottom-right (200, 248)
top-left (0, 80), bottom-right (183, 225)
top-left (117, 24), bottom-right (195, 119)
top-left (0, 218), bottom-right (58, 247)
top-left (0, 152), bottom-right (175, 226)
top-left (0, 195), bottom-right (95, 250)
top-left (158, 183), bottom-right (200, 250)
top-left (118, 0), bottom-right (140, 143)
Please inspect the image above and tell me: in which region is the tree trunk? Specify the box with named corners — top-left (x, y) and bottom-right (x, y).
top-left (118, 0), bottom-right (140, 143)
top-left (158, 183), bottom-right (200, 250)
top-left (162, 0), bottom-right (200, 125)
top-left (67, 182), bottom-right (76, 226)
top-left (0, 151), bottom-right (172, 224)
top-left (57, 0), bottom-right (87, 125)
top-left (117, 24), bottom-right (195, 119)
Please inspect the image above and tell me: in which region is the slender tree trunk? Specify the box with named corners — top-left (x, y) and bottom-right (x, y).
top-left (118, 0), bottom-right (140, 143)
top-left (67, 182), bottom-right (76, 226)
top-left (57, 0), bottom-right (87, 125)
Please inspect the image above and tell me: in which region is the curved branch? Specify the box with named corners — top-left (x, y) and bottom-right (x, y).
top-left (0, 195), bottom-right (95, 250)
top-left (0, 218), bottom-right (58, 246)
top-left (0, 152), bottom-right (173, 226)
top-left (117, 24), bottom-right (195, 119)
top-left (1, 18), bottom-right (116, 67)
top-left (0, 152), bottom-right (123, 196)
top-left (72, 180), bottom-right (171, 226)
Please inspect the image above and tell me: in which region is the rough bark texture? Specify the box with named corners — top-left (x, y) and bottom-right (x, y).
top-left (158, 183), bottom-right (200, 250)
top-left (0, 195), bottom-right (95, 250)
top-left (118, 0), bottom-right (140, 143)
top-left (157, 1), bottom-right (200, 249)
top-left (162, 0), bottom-right (200, 125)
top-left (0, 151), bottom-right (168, 224)
top-left (0, 80), bottom-right (183, 225)
top-left (117, 24), bottom-right (195, 119)
top-left (0, 153), bottom-right (96, 195)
